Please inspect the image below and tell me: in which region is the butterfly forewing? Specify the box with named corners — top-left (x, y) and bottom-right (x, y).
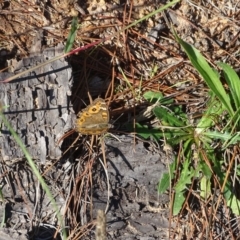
top-left (75, 98), bottom-right (110, 135)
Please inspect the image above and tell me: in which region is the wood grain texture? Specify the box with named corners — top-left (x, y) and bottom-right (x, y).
top-left (0, 44), bottom-right (73, 162)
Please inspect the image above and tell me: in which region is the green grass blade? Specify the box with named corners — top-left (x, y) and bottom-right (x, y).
top-left (218, 62), bottom-right (240, 111)
top-left (65, 17), bottom-right (78, 53)
top-left (173, 30), bottom-right (234, 117)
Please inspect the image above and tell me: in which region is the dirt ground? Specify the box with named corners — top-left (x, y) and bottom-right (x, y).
top-left (0, 0), bottom-right (240, 239)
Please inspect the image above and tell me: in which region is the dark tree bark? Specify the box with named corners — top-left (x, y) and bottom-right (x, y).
top-left (0, 44), bottom-right (73, 163)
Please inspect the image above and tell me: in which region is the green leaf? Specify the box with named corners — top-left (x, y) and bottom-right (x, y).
top-left (227, 194), bottom-right (240, 215)
top-left (158, 161), bottom-right (176, 193)
top-left (143, 91), bottom-right (174, 105)
top-left (175, 158), bottom-right (194, 192)
top-left (199, 161), bottom-right (212, 178)
top-left (203, 130), bottom-right (233, 141)
top-left (158, 172), bottom-right (171, 194)
top-left (202, 130), bottom-right (240, 148)
top-left (173, 158), bottom-right (198, 215)
top-left (200, 176), bottom-right (211, 199)
top-left (134, 123), bottom-right (152, 139)
top-left (153, 106), bottom-right (186, 127)
top-left (143, 91), bottom-right (164, 103)
top-left (173, 191), bottom-right (185, 215)
top-left (135, 123), bottom-right (165, 140)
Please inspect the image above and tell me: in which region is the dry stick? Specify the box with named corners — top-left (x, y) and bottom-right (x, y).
top-left (88, 156), bottom-right (94, 222)
top-left (95, 209), bottom-right (106, 240)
